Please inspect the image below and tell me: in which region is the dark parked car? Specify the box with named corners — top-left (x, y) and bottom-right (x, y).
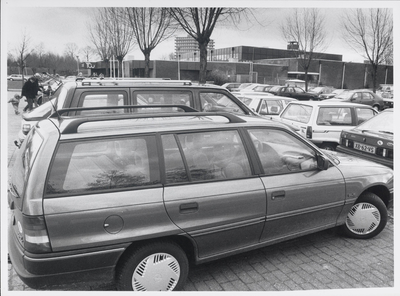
top-left (337, 108), bottom-right (393, 168)
top-left (267, 85), bottom-right (319, 101)
top-left (326, 89), bottom-right (384, 111)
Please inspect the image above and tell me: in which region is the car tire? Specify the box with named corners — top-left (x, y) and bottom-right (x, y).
top-left (373, 105), bottom-right (380, 111)
top-left (320, 143), bottom-right (337, 151)
top-left (341, 192), bottom-right (387, 239)
top-left (10, 78), bottom-right (13, 81)
top-left (116, 240), bottom-right (189, 291)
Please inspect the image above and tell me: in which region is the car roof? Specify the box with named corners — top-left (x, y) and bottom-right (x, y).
top-left (65, 80), bottom-right (227, 90)
top-left (235, 94), bottom-right (295, 101)
top-left (47, 111), bottom-right (288, 140)
top-left (286, 100), bottom-right (375, 108)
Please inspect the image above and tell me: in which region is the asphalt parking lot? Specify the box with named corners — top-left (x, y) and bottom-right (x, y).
top-left (5, 90), bottom-right (395, 293)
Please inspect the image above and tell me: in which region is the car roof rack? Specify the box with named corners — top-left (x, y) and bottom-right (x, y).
top-left (51, 107), bottom-right (246, 135)
top-left (80, 79), bottom-right (192, 86)
top-left (50, 104), bottom-right (198, 117)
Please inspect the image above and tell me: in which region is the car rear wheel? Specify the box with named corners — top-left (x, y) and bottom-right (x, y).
top-left (341, 192), bottom-right (387, 239)
top-left (373, 105), bottom-right (380, 111)
top-left (116, 241), bottom-right (189, 291)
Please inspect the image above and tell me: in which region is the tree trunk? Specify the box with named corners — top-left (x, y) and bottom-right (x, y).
top-left (144, 51), bottom-right (151, 78)
top-left (371, 64), bottom-right (378, 93)
top-left (198, 42), bottom-right (208, 84)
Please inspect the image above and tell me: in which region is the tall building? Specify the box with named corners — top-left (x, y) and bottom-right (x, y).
top-left (175, 35), bottom-right (215, 59)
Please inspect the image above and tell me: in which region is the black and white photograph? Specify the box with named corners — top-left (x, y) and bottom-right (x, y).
top-left (1, 0), bottom-right (397, 294)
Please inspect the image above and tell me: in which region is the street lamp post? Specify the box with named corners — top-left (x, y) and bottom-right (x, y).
top-left (76, 56), bottom-right (79, 75)
top-left (177, 47), bottom-right (180, 80)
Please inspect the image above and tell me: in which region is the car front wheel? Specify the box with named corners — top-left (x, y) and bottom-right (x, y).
top-left (341, 192), bottom-right (387, 239)
top-left (116, 240), bottom-right (189, 291)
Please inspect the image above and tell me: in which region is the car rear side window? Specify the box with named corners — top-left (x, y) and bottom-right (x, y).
top-left (133, 91), bottom-right (193, 112)
top-left (162, 130), bottom-right (252, 183)
top-left (281, 104), bottom-right (312, 123)
top-left (45, 136), bottom-right (159, 197)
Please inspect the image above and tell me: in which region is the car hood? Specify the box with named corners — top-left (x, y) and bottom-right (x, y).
top-left (324, 150), bottom-right (392, 175)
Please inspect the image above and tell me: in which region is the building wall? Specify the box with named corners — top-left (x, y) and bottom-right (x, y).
top-left (117, 58), bottom-right (393, 89)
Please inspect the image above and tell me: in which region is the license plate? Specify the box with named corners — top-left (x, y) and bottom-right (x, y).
top-left (354, 142), bottom-right (376, 154)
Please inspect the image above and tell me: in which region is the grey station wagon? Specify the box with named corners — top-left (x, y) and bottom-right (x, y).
top-left (8, 107), bottom-right (393, 291)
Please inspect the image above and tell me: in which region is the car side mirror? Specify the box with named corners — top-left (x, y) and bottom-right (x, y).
top-left (317, 154), bottom-right (329, 170)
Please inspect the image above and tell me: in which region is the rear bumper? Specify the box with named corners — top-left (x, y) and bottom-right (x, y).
top-left (8, 224), bottom-right (126, 289)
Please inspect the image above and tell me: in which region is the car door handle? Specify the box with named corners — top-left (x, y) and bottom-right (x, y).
top-left (179, 202), bottom-right (199, 214)
top-left (271, 191), bottom-right (285, 200)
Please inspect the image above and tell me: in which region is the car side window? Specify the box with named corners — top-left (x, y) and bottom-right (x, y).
top-left (162, 134), bottom-right (189, 184)
top-left (356, 108), bottom-right (376, 125)
top-left (259, 100), bottom-right (282, 115)
top-left (247, 128), bottom-right (318, 175)
top-left (132, 91), bottom-right (193, 112)
top-left (45, 136), bottom-right (159, 196)
top-left (200, 92), bottom-right (245, 114)
top-left (179, 130), bottom-right (251, 181)
top-left (362, 93), bottom-right (373, 100)
top-left (294, 87), bottom-right (304, 93)
top-left (78, 92), bottom-right (127, 115)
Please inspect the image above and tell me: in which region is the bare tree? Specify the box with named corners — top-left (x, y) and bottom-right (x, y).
top-left (341, 8), bottom-right (393, 92)
top-left (14, 30), bottom-right (34, 86)
top-left (125, 7), bottom-right (177, 77)
top-left (169, 8), bottom-right (246, 84)
top-left (81, 46), bottom-right (96, 62)
top-left (88, 9), bottom-right (112, 76)
top-left (64, 42), bottom-right (79, 58)
top-left (280, 8), bottom-right (327, 91)
top-left (89, 8), bottom-right (135, 77)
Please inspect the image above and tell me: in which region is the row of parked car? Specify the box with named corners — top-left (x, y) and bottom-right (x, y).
top-left (223, 82), bottom-right (393, 111)
top-left (9, 79), bottom-right (393, 291)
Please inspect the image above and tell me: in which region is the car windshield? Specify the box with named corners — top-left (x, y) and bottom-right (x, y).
top-left (336, 91), bottom-right (354, 100)
top-left (25, 98), bottom-right (56, 118)
top-left (356, 111), bottom-right (393, 134)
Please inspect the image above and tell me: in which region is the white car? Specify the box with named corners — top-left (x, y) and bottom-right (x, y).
top-left (278, 101), bottom-right (378, 150)
top-left (233, 93), bottom-right (297, 118)
top-left (7, 74), bottom-right (27, 81)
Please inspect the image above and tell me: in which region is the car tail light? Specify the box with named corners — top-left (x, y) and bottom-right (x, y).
top-left (22, 124), bottom-right (32, 135)
top-left (21, 215), bottom-right (51, 253)
top-left (306, 126), bottom-right (312, 138)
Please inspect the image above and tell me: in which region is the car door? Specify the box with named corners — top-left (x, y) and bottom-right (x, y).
top-left (43, 135), bottom-right (174, 251)
top-left (361, 92), bottom-right (374, 107)
top-left (246, 128), bottom-right (346, 243)
top-left (350, 92), bottom-right (362, 104)
top-left (162, 130), bottom-right (266, 259)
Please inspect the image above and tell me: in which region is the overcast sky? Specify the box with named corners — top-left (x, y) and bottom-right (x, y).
top-left (1, 1), bottom-right (397, 64)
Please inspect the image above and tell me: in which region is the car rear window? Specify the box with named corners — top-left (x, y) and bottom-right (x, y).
top-left (316, 107), bottom-right (352, 126)
top-left (133, 91), bottom-right (193, 112)
top-left (45, 136), bottom-right (160, 197)
top-left (280, 104), bottom-right (312, 123)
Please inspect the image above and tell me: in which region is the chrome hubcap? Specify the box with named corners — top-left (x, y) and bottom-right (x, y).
top-left (132, 253), bottom-right (180, 291)
top-left (346, 202), bottom-right (381, 235)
